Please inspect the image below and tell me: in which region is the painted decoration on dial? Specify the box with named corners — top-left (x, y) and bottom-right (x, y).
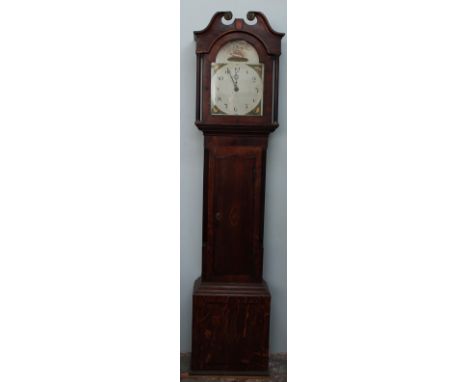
top-left (211, 40), bottom-right (264, 116)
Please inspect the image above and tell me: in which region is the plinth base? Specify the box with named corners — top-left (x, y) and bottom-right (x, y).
top-left (190, 277), bottom-right (271, 375)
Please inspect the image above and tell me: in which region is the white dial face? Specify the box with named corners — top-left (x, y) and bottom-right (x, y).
top-left (211, 63), bottom-right (263, 116)
top-left (210, 39), bottom-right (264, 116)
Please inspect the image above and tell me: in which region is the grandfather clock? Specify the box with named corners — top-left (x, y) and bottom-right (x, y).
top-left (190, 11), bottom-right (284, 375)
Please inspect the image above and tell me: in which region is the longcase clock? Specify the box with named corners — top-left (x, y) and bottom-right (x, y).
top-left (190, 11), bottom-right (284, 376)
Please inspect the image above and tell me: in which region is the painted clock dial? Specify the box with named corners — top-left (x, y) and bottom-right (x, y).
top-left (210, 40), bottom-right (264, 116)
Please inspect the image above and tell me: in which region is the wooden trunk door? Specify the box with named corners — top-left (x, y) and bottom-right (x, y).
top-left (203, 141), bottom-right (265, 282)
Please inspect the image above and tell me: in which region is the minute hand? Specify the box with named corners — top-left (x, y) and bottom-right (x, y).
top-left (226, 68), bottom-right (239, 92)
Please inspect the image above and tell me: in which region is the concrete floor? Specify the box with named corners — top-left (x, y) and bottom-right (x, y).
top-left (180, 353), bottom-right (287, 382)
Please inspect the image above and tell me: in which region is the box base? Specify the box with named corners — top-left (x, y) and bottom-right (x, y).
top-left (190, 277), bottom-right (271, 375)
top-left (189, 369), bottom-right (269, 377)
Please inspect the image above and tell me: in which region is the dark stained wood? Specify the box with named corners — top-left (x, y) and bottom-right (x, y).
top-left (191, 277), bottom-right (271, 375)
top-left (195, 54), bottom-right (201, 121)
top-left (181, 353), bottom-right (287, 380)
top-left (202, 136), bottom-right (268, 283)
top-left (190, 11), bottom-right (284, 376)
top-left (194, 12), bottom-right (284, 56)
top-left (273, 57), bottom-right (280, 123)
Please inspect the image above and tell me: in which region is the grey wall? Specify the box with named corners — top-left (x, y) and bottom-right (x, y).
top-left (180, 0), bottom-right (287, 353)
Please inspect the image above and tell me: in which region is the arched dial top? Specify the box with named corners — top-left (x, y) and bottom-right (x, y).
top-left (211, 40), bottom-right (264, 116)
top-left (214, 40), bottom-right (259, 63)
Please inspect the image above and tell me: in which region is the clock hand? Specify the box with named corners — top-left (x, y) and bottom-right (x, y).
top-left (226, 68), bottom-right (239, 92)
top-left (226, 68), bottom-right (235, 85)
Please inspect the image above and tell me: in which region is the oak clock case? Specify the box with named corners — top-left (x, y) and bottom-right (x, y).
top-left (190, 12), bottom-right (284, 376)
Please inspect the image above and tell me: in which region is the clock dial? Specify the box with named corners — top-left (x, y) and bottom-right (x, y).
top-left (210, 40), bottom-right (264, 116)
top-left (211, 63), bottom-right (263, 116)
top-left (214, 40), bottom-right (260, 63)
